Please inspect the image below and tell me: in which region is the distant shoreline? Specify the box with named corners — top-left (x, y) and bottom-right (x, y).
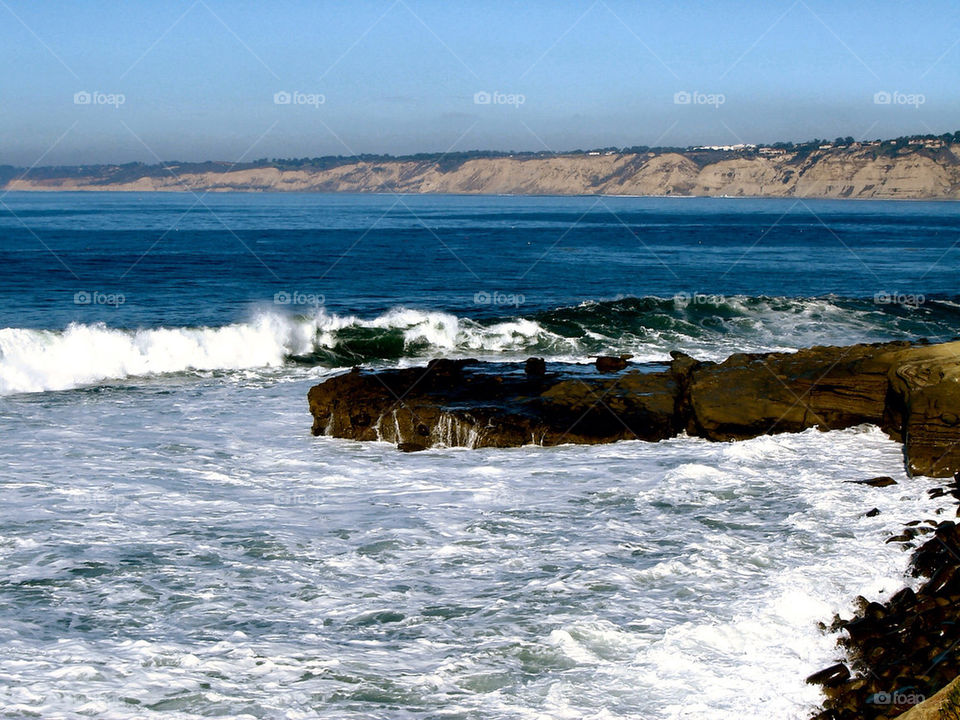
top-left (3, 188), bottom-right (958, 203)
top-left (4, 134), bottom-right (960, 200)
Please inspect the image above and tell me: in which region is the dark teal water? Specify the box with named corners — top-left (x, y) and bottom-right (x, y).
top-left (1, 193), bottom-right (957, 328)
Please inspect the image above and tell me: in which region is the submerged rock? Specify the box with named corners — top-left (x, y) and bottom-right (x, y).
top-left (307, 339), bottom-right (960, 477)
top-left (848, 477), bottom-right (898, 487)
top-left (595, 354), bottom-right (633, 373)
top-left (524, 357), bottom-right (546, 377)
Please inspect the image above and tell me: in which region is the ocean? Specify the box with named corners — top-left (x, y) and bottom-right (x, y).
top-left (1, 192), bottom-right (959, 719)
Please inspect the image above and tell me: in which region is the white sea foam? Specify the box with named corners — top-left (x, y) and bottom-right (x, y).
top-left (0, 393), bottom-right (951, 719)
top-left (0, 314), bottom-right (307, 394)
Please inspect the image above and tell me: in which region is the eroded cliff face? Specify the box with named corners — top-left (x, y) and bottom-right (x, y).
top-left (307, 340), bottom-right (960, 477)
top-left (8, 145), bottom-right (960, 199)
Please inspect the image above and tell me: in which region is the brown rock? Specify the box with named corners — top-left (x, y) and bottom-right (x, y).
top-left (595, 355), bottom-right (630, 373)
top-left (807, 662), bottom-right (851, 687)
top-left (307, 358), bottom-right (686, 449)
top-left (687, 342), bottom-right (909, 441)
top-left (886, 343), bottom-right (960, 477)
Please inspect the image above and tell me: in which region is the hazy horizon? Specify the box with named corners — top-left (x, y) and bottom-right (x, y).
top-left (2, 0), bottom-right (958, 166)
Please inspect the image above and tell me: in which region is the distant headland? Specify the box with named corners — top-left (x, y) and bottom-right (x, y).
top-left (4, 132), bottom-right (960, 199)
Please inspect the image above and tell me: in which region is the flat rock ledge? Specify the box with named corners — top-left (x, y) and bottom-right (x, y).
top-left (308, 339), bottom-right (960, 477)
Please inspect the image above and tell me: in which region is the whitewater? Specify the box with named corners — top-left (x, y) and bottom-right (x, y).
top-left (2, 295), bottom-right (957, 395)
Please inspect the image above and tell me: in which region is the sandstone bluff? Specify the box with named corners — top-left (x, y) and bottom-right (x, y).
top-left (7, 140), bottom-right (960, 199)
top-left (308, 340), bottom-right (960, 478)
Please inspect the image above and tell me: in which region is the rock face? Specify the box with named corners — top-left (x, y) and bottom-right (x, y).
top-left (892, 675), bottom-right (960, 720)
top-left (685, 343), bottom-right (900, 440)
top-left (886, 343), bottom-right (960, 477)
top-left (308, 339), bottom-right (960, 477)
top-left (308, 358), bottom-right (684, 448)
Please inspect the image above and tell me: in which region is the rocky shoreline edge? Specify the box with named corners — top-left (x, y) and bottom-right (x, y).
top-left (808, 476), bottom-right (960, 719)
top-left (308, 339), bottom-right (960, 477)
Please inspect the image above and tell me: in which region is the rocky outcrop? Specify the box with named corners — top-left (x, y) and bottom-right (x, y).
top-left (8, 144), bottom-right (960, 199)
top-left (308, 340), bottom-right (960, 477)
top-left (307, 358), bottom-right (685, 448)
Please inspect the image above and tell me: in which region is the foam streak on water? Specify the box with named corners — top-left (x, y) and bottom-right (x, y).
top-left (0, 376), bottom-right (950, 719)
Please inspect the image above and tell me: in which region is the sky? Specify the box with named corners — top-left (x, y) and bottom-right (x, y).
top-left (0, 0), bottom-right (958, 166)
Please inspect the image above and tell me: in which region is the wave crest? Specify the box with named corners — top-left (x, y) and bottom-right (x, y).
top-left (1, 296), bottom-right (957, 394)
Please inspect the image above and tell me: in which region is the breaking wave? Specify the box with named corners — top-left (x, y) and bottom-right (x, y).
top-left (1, 296), bottom-right (958, 395)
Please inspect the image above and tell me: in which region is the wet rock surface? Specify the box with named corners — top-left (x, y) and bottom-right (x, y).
top-left (308, 358), bottom-right (683, 448)
top-left (308, 339), bottom-right (960, 476)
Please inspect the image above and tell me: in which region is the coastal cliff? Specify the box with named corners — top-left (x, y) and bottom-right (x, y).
top-left (6, 138), bottom-right (960, 199)
top-left (307, 340), bottom-right (960, 477)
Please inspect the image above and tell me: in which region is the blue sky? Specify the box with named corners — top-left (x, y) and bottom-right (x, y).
top-left (1, 0), bottom-right (958, 165)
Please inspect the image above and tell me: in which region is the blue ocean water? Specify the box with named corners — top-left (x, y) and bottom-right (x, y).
top-left (2, 192), bottom-right (959, 328)
top-left (0, 193), bottom-right (958, 719)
